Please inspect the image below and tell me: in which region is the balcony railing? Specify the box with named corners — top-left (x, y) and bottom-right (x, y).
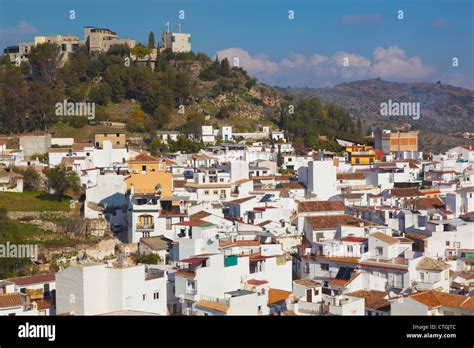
top-left (200, 294), bottom-right (230, 307)
top-left (136, 223), bottom-right (155, 231)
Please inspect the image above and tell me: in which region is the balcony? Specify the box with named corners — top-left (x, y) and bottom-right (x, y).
top-left (200, 294), bottom-right (230, 307)
top-left (136, 222), bottom-right (155, 231)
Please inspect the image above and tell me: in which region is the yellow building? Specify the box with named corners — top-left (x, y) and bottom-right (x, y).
top-left (125, 153), bottom-right (173, 195)
top-left (94, 132), bottom-right (127, 149)
top-left (345, 144), bottom-right (376, 165)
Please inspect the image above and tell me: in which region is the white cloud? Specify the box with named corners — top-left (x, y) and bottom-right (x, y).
top-left (0, 21), bottom-right (37, 44)
top-left (216, 46), bottom-right (435, 87)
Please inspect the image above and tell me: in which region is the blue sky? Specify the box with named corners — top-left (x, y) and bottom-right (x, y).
top-left (0, 0), bottom-right (473, 88)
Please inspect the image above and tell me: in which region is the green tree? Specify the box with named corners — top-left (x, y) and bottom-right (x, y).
top-left (148, 32), bottom-right (155, 48)
top-left (153, 104), bottom-right (170, 129)
top-left (89, 83), bottom-right (112, 105)
top-left (0, 65), bottom-right (29, 133)
top-left (20, 61), bottom-right (31, 75)
top-left (28, 43), bottom-right (63, 84)
top-left (106, 44), bottom-right (131, 57)
top-left (220, 58), bottom-right (231, 77)
top-left (29, 81), bottom-right (63, 131)
top-left (44, 165), bottom-right (80, 200)
top-left (277, 146), bottom-right (284, 168)
top-left (13, 167), bottom-right (41, 191)
top-left (181, 113), bottom-right (205, 137)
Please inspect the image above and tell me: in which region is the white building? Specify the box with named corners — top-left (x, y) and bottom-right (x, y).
top-left (56, 263), bottom-right (167, 315)
top-left (298, 160), bottom-right (338, 200)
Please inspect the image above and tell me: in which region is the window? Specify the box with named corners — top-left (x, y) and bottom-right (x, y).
top-left (321, 263), bottom-right (329, 271)
top-left (213, 190), bottom-right (218, 195)
top-left (445, 241), bottom-right (450, 246)
top-left (154, 291), bottom-right (160, 300)
top-left (116, 141), bottom-right (120, 145)
top-left (142, 165), bottom-right (146, 173)
top-left (314, 289), bottom-right (319, 296)
top-left (347, 245), bottom-right (353, 253)
top-left (303, 263), bottom-right (310, 273)
top-left (143, 294), bottom-right (147, 301)
top-left (375, 247), bottom-right (383, 256)
top-left (204, 190), bottom-right (210, 195)
top-left (166, 218), bottom-right (172, 230)
top-left (420, 272), bottom-right (424, 281)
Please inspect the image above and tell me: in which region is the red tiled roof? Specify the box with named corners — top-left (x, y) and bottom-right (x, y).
top-left (174, 220), bottom-right (208, 226)
top-left (337, 173), bottom-right (365, 180)
top-left (247, 279), bottom-right (268, 286)
top-left (409, 290), bottom-right (474, 310)
top-left (179, 257), bottom-right (207, 264)
top-left (268, 288), bottom-right (292, 305)
top-left (390, 188), bottom-right (423, 198)
top-left (8, 273), bottom-right (55, 286)
top-left (340, 237), bottom-right (368, 243)
top-left (298, 200), bottom-right (346, 213)
top-left (173, 180), bottom-right (187, 188)
top-left (306, 215), bottom-right (376, 230)
top-left (228, 196), bottom-right (256, 205)
top-left (0, 293), bottom-right (23, 308)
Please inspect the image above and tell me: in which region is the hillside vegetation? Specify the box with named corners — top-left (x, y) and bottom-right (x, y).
top-left (0, 42), bottom-right (363, 150)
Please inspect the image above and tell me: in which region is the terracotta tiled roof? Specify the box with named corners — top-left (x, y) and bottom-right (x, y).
top-left (189, 211), bottom-right (212, 221)
top-left (347, 290), bottom-right (390, 311)
top-left (306, 215), bottom-right (376, 230)
top-left (235, 178), bottom-right (252, 184)
top-left (8, 273), bottom-right (55, 286)
top-left (390, 188), bottom-right (423, 198)
top-left (247, 279), bottom-right (268, 286)
top-left (35, 298), bottom-right (54, 310)
top-left (416, 257), bottom-right (450, 272)
top-left (219, 239), bottom-right (260, 248)
top-left (298, 200), bottom-right (346, 213)
top-left (294, 278), bottom-right (321, 288)
top-left (72, 142), bottom-right (93, 151)
top-left (409, 291), bottom-right (474, 310)
top-left (370, 232), bottom-right (399, 245)
top-left (406, 232), bottom-right (430, 240)
top-left (280, 182), bottom-right (305, 189)
top-left (0, 293), bottom-right (23, 308)
top-left (268, 288), bottom-right (292, 305)
top-left (337, 173), bottom-right (366, 180)
top-left (195, 299), bottom-right (229, 313)
top-left (129, 153), bottom-right (160, 162)
top-left (173, 180), bottom-right (187, 188)
top-left (228, 196), bottom-right (256, 205)
top-left (340, 237), bottom-right (368, 243)
top-left (409, 197), bottom-right (445, 210)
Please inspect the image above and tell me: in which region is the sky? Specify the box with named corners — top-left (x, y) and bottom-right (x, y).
top-left (0, 0), bottom-right (473, 89)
